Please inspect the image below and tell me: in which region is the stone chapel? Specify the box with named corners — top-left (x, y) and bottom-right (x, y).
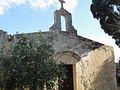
top-left (0, 0), bottom-right (117, 90)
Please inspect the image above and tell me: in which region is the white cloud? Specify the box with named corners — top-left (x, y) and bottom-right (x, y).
top-left (0, 0), bottom-right (10, 15)
top-left (9, 0), bottom-right (26, 5)
top-left (55, 0), bottom-right (78, 12)
top-left (0, 0), bottom-right (26, 15)
top-left (0, 0), bottom-right (78, 15)
top-left (29, 0), bottom-right (55, 10)
top-left (88, 35), bottom-right (120, 62)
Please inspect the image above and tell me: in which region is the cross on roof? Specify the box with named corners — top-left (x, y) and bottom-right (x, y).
top-left (59, 0), bottom-right (65, 8)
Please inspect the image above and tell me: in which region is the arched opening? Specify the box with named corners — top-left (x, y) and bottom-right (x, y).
top-left (54, 51), bottom-right (80, 64)
top-left (54, 51), bottom-right (79, 90)
top-left (61, 16), bottom-right (66, 31)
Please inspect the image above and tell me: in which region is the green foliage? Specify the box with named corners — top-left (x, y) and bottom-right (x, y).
top-left (0, 33), bottom-right (66, 90)
top-left (91, 0), bottom-right (120, 47)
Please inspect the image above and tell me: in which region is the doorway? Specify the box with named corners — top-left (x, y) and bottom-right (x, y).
top-left (59, 65), bottom-right (74, 90)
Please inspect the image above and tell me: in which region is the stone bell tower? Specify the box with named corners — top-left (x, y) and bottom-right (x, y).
top-left (49, 0), bottom-right (77, 35)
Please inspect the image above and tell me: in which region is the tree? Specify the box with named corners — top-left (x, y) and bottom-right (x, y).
top-left (91, 0), bottom-right (120, 47)
top-left (0, 33), bottom-right (66, 90)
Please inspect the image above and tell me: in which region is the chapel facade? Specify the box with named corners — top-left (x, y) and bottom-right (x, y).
top-left (0, 0), bottom-right (117, 90)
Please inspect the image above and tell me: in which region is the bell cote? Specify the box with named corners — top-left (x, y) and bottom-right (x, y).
top-left (49, 0), bottom-right (77, 35)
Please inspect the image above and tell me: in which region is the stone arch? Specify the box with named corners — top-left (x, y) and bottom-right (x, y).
top-left (59, 10), bottom-right (72, 32)
top-left (54, 51), bottom-right (79, 90)
top-left (49, 8), bottom-right (77, 35)
top-left (53, 51), bottom-right (80, 64)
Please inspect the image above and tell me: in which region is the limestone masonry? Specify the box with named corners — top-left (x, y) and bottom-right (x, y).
top-left (0, 1), bottom-right (117, 90)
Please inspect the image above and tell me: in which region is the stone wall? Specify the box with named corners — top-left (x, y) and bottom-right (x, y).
top-left (0, 30), bottom-right (7, 50)
top-left (52, 31), bottom-right (103, 57)
top-left (76, 46), bottom-right (117, 90)
top-left (0, 31), bottom-right (117, 90)
top-left (52, 32), bottom-right (117, 90)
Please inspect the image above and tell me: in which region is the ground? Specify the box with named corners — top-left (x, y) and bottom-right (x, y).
top-left (118, 86), bottom-right (120, 90)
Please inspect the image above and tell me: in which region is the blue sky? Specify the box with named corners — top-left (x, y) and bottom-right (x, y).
top-left (0, 0), bottom-right (120, 62)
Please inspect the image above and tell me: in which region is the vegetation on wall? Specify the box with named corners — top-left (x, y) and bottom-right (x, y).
top-left (0, 33), bottom-right (66, 90)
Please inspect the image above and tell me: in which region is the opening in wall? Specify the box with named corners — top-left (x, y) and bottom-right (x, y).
top-left (59, 65), bottom-right (74, 90)
top-left (61, 16), bottom-right (66, 31)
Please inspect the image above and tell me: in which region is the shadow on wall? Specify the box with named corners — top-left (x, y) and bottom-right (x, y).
top-left (91, 56), bottom-right (117, 90)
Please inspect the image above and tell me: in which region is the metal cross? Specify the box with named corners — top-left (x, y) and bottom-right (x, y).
top-left (59, 0), bottom-right (65, 8)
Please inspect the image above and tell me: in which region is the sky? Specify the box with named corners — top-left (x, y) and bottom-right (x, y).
top-left (0, 0), bottom-right (120, 62)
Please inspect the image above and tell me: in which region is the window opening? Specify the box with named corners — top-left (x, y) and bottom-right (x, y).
top-left (61, 16), bottom-right (66, 31)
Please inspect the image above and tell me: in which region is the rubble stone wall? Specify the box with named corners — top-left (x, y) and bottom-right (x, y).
top-left (0, 31), bottom-right (117, 90)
